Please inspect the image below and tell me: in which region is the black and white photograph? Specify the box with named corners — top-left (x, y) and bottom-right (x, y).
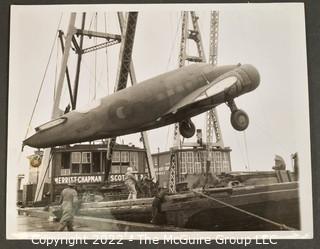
top-left (6, 3), bottom-right (313, 240)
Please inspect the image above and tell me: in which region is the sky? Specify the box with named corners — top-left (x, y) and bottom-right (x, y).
top-left (7, 3), bottom-right (313, 238)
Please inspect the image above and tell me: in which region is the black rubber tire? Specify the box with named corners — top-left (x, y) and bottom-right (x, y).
top-left (179, 119), bottom-right (196, 138)
top-left (230, 109), bottom-right (249, 131)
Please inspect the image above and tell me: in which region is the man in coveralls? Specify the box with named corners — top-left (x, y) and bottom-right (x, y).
top-left (124, 167), bottom-right (137, 200)
top-left (58, 183), bottom-right (78, 231)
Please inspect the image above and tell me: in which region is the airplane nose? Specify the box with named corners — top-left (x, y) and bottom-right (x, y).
top-left (241, 64), bottom-right (260, 91)
top-left (23, 133), bottom-right (43, 148)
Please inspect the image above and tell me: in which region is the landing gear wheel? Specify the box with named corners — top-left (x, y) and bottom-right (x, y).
top-left (179, 119), bottom-right (196, 138)
top-left (231, 109), bottom-right (249, 131)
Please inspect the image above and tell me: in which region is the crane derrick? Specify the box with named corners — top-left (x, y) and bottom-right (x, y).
top-left (207, 11), bottom-right (224, 149)
top-left (169, 11), bottom-right (207, 194)
top-left (169, 11), bottom-right (223, 194)
top-left (106, 12), bottom-right (156, 183)
top-left (105, 12), bottom-right (138, 180)
top-left (35, 12), bottom-right (156, 202)
top-left (34, 13), bottom-right (77, 202)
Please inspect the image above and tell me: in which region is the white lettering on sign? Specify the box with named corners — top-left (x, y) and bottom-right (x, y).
top-left (54, 175), bottom-right (103, 184)
top-left (109, 174), bottom-right (145, 182)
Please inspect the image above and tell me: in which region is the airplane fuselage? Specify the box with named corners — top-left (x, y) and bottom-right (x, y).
top-left (24, 63), bottom-right (260, 148)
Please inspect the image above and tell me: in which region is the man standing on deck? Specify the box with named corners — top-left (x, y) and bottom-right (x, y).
top-left (150, 189), bottom-right (167, 225)
top-left (124, 167), bottom-right (137, 200)
top-left (58, 183), bottom-right (78, 231)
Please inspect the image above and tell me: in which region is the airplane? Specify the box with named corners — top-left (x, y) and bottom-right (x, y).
top-left (23, 63), bottom-right (260, 148)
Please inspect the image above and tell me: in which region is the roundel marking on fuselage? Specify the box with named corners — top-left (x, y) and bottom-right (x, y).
top-left (116, 106), bottom-right (126, 119)
top-left (108, 99), bottom-right (133, 124)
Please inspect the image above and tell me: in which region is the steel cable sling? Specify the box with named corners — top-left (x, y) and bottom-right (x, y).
top-left (192, 190), bottom-right (296, 231)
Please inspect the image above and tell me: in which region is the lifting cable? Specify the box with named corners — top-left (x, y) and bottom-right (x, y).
top-left (23, 14), bottom-right (63, 140)
top-left (166, 13), bottom-right (182, 148)
top-left (166, 13), bottom-right (182, 71)
top-left (242, 130), bottom-right (251, 171)
top-left (253, 118), bottom-right (292, 157)
top-left (192, 190), bottom-right (296, 231)
top-left (88, 13), bottom-right (95, 31)
top-left (87, 13), bottom-right (109, 98)
top-left (104, 12), bottom-right (110, 95)
top-left (88, 13), bottom-right (95, 101)
top-left (233, 130), bottom-right (247, 169)
top-left (94, 12), bottom-right (98, 100)
top-left (53, 36), bottom-right (60, 101)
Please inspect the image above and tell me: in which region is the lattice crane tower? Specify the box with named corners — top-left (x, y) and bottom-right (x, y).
top-left (168, 11), bottom-right (223, 194)
top-left (207, 11), bottom-right (224, 149)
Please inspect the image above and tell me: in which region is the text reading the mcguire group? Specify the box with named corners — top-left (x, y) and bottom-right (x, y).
top-left (31, 234), bottom-right (278, 246)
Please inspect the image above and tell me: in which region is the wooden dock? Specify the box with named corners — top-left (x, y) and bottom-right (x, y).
top-left (18, 207), bottom-right (192, 231)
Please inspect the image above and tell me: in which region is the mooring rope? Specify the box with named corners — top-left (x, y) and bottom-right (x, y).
top-left (192, 190), bottom-right (296, 231)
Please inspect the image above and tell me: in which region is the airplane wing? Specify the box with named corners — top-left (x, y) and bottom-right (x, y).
top-left (160, 74), bottom-right (239, 120)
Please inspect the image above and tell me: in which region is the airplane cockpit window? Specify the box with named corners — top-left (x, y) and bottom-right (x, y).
top-left (195, 76), bottom-right (238, 101)
top-left (35, 117), bottom-right (67, 132)
top-left (76, 98), bottom-right (102, 114)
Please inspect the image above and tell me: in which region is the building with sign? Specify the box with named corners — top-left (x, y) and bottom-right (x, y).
top-left (50, 143), bottom-right (148, 201)
top-left (152, 147), bottom-right (232, 189)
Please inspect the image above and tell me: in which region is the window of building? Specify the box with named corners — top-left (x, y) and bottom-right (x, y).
top-left (180, 152), bottom-right (187, 174)
top-left (111, 165), bottom-right (121, 173)
top-left (112, 151), bottom-right (120, 162)
top-left (121, 151), bottom-right (129, 162)
top-left (195, 162), bottom-right (202, 174)
top-left (92, 152), bottom-right (101, 173)
top-left (201, 151), bottom-right (206, 173)
top-left (81, 164), bottom-right (91, 173)
top-left (71, 152), bottom-right (81, 174)
top-left (120, 166), bottom-right (128, 174)
top-left (222, 152), bottom-right (231, 173)
top-left (60, 153), bottom-right (71, 175)
top-left (187, 152), bottom-right (193, 162)
top-left (61, 153), bottom-right (70, 169)
top-left (130, 152), bottom-right (138, 168)
top-left (82, 152), bottom-right (91, 163)
top-left (195, 151), bottom-right (203, 173)
top-left (194, 152), bottom-right (200, 163)
top-left (81, 152), bottom-right (91, 174)
top-left (187, 152), bottom-right (194, 174)
top-left (71, 152), bottom-right (81, 163)
top-left (71, 164), bottom-right (80, 174)
top-left (188, 163), bottom-right (194, 174)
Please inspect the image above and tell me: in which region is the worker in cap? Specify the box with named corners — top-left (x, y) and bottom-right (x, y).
top-left (124, 167), bottom-right (137, 200)
top-left (150, 189), bottom-right (167, 225)
top-left (58, 182), bottom-right (78, 231)
top-left (272, 155), bottom-right (286, 170)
